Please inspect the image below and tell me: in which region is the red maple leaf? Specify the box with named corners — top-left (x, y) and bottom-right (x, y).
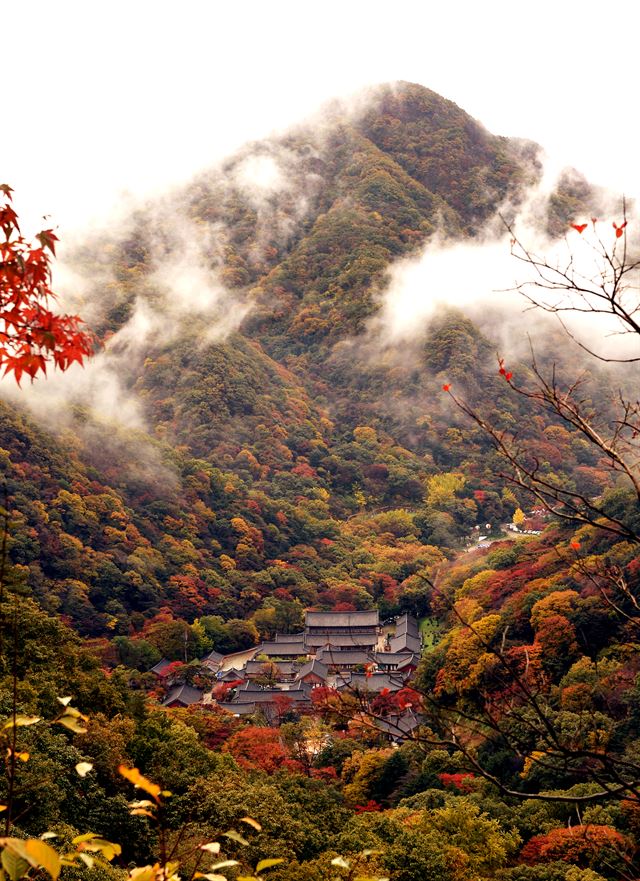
top-left (613, 220), bottom-right (628, 238)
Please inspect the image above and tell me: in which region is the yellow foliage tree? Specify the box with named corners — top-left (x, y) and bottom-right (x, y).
top-left (425, 472), bottom-right (465, 508)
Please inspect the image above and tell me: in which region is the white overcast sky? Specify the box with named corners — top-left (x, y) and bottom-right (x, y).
top-left (4, 0), bottom-right (640, 236)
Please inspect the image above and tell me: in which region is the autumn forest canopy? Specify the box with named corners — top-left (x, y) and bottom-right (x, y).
top-left (1, 82), bottom-right (640, 881)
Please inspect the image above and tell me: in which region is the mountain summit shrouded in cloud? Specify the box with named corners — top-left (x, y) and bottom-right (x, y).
top-left (71, 82), bottom-right (548, 358)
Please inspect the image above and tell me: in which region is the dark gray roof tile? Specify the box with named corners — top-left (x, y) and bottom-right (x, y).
top-left (305, 610), bottom-right (379, 628)
top-left (295, 659), bottom-right (329, 680)
top-left (305, 633), bottom-right (377, 648)
top-left (162, 684), bottom-right (203, 706)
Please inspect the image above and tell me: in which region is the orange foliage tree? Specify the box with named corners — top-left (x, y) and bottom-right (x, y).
top-left (520, 824), bottom-right (634, 869)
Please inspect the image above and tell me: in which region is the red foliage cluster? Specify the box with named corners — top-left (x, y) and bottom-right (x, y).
top-left (438, 772), bottom-right (476, 793)
top-left (520, 825), bottom-right (632, 865)
top-left (309, 686), bottom-right (339, 715)
top-left (212, 682), bottom-right (238, 702)
top-left (310, 766), bottom-right (338, 781)
top-left (333, 602), bottom-right (358, 613)
top-left (223, 725), bottom-right (293, 773)
top-left (498, 358), bottom-right (513, 382)
top-left (160, 660), bottom-right (187, 680)
top-left (479, 556), bottom-right (558, 608)
top-left (354, 800), bottom-right (381, 813)
top-left (0, 186), bottom-right (94, 382)
top-left (167, 574), bottom-right (222, 619)
top-left (183, 705), bottom-right (240, 749)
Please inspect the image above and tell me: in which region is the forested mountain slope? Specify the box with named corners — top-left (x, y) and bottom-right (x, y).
top-left (0, 82), bottom-right (608, 642)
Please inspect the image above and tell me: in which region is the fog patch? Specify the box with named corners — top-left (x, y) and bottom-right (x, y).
top-left (233, 154), bottom-right (287, 203)
top-left (0, 200), bottom-right (251, 491)
top-left (363, 162), bottom-right (639, 366)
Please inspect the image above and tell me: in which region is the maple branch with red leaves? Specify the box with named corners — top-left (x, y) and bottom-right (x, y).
top-left (501, 205), bottom-right (640, 363)
top-left (0, 185), bottom-right (94, 384)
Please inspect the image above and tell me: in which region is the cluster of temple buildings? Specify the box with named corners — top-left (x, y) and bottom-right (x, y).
top-left (153, 610), bottom-right (423, 737)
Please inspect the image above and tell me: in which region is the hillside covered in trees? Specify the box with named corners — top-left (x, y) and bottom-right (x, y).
top-left (1, 82), bottom-right (638, 881)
